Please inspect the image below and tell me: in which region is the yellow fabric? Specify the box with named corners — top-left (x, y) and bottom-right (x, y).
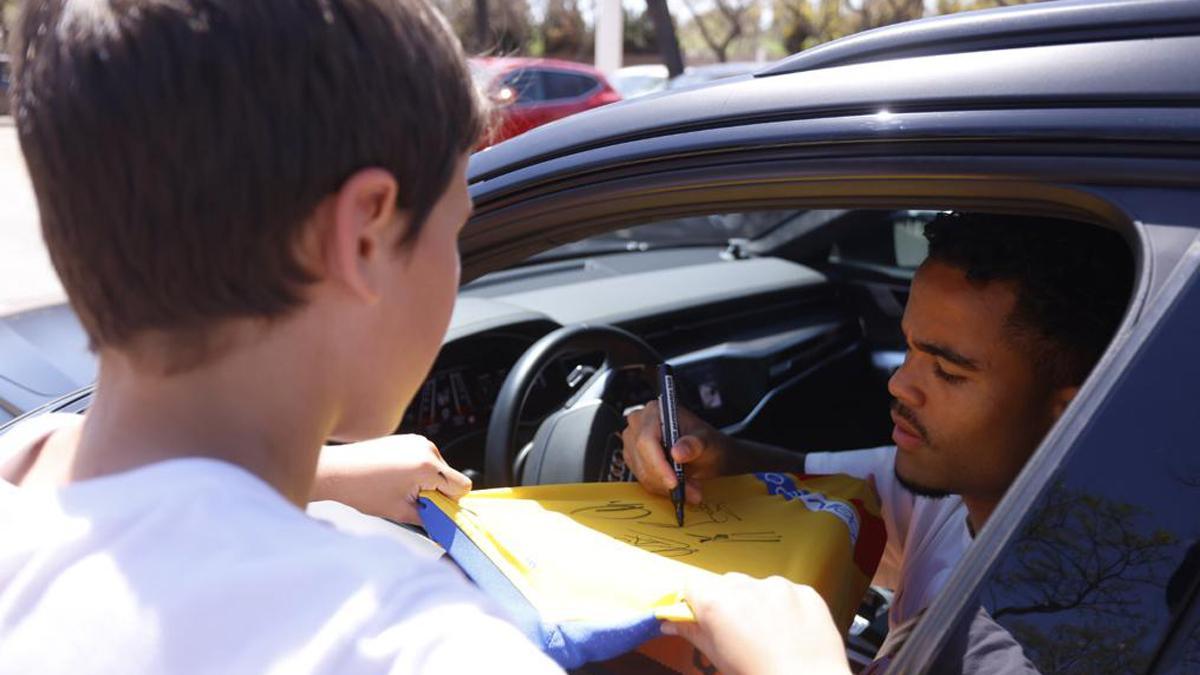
top-left (422, 473), bottom-right (883, 631)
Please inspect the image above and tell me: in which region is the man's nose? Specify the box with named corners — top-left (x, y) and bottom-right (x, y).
top-left (888, 356), bottom-right (925, 408)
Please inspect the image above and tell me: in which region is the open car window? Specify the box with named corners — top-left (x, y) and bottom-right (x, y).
top-left (523, 209), bottom-right (938, 268)
top-left (926, 263), bottom-right (1200, 673)
top-left (830, 210), bottom-right (935, 271)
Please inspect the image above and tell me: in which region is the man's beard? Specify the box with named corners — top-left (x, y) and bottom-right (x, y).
top-left (894, 465), bottom-right (953, 499)
top-left (891, 400), bottom-right (952, 499)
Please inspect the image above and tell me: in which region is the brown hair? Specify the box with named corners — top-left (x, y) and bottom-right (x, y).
top-left (11, 0), bottom-right (483, 360)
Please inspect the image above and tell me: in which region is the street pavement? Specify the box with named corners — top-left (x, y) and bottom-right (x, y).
top-left (0, 117), bottom-right (66, 316)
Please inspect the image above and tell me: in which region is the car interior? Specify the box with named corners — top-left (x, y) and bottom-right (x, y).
top-left (392, 205), bottom-right (1138, 664)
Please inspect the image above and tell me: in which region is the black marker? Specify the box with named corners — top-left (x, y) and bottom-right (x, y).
top-left (657, 364), bottom-right (685, 527)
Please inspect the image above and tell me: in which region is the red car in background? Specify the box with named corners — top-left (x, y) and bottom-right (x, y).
top-left (470, 57), bottom-right (621, 147)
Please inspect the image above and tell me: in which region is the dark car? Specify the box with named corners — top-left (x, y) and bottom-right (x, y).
top-left (469, 57), bottom-right (621, 148)
top-left (5, 0), bottom-right (1200, 671)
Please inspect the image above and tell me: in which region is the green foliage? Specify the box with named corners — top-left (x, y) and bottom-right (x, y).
top-left (775, 0), bottom-right (851, 55)
top-left (680, 0), bottom-right (750, 63)
top-left (541, 0), bottom-right (590, 59)
top-left (434, 0), bottom-right (533, 56)
top-left (1, 0), bottom-right (22, 55)
top-left (624, 5), bottom-right (659, 55)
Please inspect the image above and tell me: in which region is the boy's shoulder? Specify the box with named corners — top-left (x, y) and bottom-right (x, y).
top-left (1, 421), bottom-right (557, 673)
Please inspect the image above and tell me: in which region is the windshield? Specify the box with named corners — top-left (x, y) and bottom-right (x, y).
top-left (529, 211), bottom-right (808, 262)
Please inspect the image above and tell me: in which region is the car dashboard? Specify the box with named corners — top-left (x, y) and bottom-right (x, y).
top-left (400, 248), bottom-right (886, 483)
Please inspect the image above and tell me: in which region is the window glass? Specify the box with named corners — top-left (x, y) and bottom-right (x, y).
top-left (519, 209), bottom-right (924, 266)
top-left (542, 71), bottom-right (596, 100)
top-left (928, 269), bottom-right (1200, 673)
top-left (526, 210), bottom-right (810, 262)
top-left (501, 69), bottom-right (545, 103)
top-left (829, 210), bottom-right (935, 270)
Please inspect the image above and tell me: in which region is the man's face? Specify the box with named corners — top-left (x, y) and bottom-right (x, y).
top-left (888, 260), bottom-right (1065, 504)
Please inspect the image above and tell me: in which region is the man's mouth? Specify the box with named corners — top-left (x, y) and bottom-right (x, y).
top-left (890, 404), bottom-right (928, 451)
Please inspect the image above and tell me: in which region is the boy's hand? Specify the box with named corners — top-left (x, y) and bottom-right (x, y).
top-left (662, 573), bottom-right (851, 675)
top-left (621, 400), bottom-right (732, 504)
top-left (312, 435), bottom-right (471, 524)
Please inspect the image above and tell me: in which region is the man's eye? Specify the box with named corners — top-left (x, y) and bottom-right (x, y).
top-left (934, 363), bottom-right (966, 384)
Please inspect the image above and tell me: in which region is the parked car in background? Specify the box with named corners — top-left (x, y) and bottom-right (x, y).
top-left (469, 57), bottom-right (621, 147)
top-left (666, 60), bottom-right (763, 90)
top-left (610, 64), bottom-right (669, 99)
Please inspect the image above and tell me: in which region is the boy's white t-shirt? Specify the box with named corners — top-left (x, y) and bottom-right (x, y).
top-left (0, 414), bottom-right (562, 675)
top-left (806, 445), bottom-right (972, 630)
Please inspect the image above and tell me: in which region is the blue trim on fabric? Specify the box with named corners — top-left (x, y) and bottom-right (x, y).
top-left (418, 497), bottom-right (663, 668)
top-left (417, 498), bottom-right (543, 642)
top-left (546, 614), bottom-right (663, 668)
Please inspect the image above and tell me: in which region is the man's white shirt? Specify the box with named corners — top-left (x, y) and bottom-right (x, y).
top-left (807, 445), bottom-right (972, 630)
top-left (0, 414), bottom-right (561, 674)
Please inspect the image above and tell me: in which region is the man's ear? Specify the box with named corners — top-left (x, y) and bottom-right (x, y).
top-left (1050, 385), bottom-right (1081, 421)
top-left (324, 168), bottom-right (405, 303)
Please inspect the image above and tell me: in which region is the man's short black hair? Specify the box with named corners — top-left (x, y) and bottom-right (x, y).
top-left (924, 212), bottom-right (1133, 387)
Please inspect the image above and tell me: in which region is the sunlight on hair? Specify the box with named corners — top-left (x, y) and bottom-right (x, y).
top-left (59, 0), bottom-right (120, 41)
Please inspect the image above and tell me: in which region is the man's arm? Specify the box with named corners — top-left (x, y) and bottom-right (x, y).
top-left (723, 438), bottom-right (808, 475)
top-left (621, 400), bottom-right (806, 503)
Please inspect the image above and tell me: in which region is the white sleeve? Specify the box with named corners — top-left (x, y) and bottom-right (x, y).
top-left (804, 446), bottom-right (914, 591)
top-left (804, 445), bottom-right (895, 481)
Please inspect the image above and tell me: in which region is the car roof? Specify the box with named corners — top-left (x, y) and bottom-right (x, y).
top-left (761, 0), bottom-right (1200, 76)
top-left (681, 61), bottom-right (762, 77)
top-left (614, 64), bottom-right (668, 77)
top-left (469, 0), bottom-right (1200, 184)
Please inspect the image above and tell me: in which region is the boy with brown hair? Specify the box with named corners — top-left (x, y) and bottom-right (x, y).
top-left (0, 1), bottom-right (858, 672)
top-left (0, 0), bottom-right (564, 671)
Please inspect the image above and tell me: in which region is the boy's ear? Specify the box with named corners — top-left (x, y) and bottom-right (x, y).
top-left (325, 168), bottom-right (406, 303)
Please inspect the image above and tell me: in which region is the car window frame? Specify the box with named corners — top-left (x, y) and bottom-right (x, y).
top-left (891, 222), bottom-right (1200, 672)
top-left (461, 144), bottom-right (1198, 668)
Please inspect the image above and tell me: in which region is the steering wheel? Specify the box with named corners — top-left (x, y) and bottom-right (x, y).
top-left (483, 324), bottom-right (662, 488)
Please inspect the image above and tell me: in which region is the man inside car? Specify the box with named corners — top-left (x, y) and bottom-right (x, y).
top-left (622, 212), bottom-right (1134, 668)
